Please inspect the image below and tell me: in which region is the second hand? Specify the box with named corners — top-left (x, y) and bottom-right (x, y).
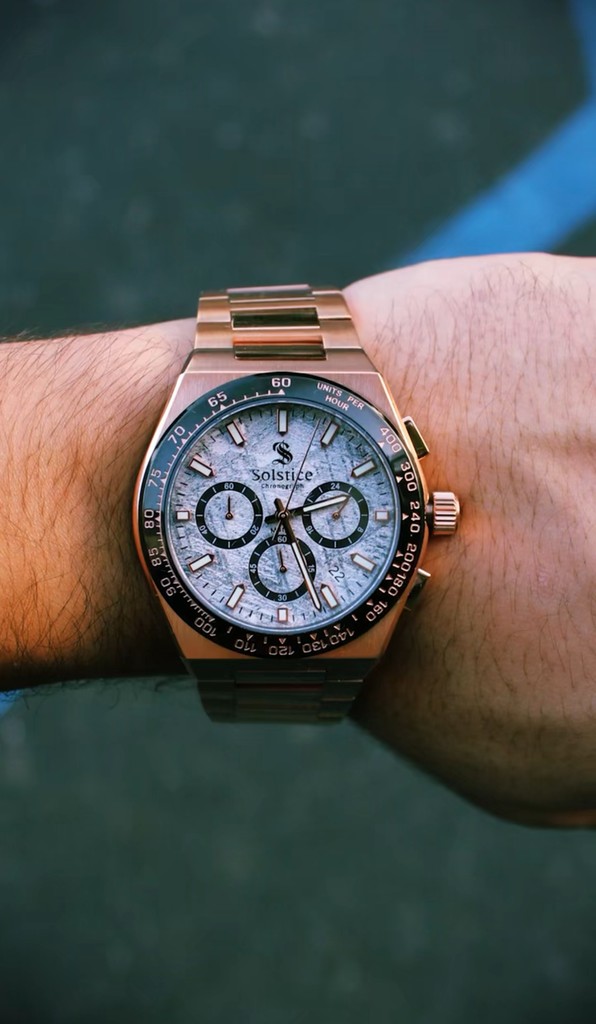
top-left (272, 415), bottom-right (322, 542)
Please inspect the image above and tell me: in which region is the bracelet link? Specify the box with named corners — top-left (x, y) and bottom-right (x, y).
top-left (196, 283), bottom-right (360, 359)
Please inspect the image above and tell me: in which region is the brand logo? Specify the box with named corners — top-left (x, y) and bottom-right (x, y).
top-left (271, 441), bottom-right (293, 466)
top-left (251, 467), bottom-right (314, 485)
top-left (251, 441), bottom-right (312, 486)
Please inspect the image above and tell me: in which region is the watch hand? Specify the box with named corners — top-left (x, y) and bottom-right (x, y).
top-left (291, 539), bottom-right (320, 610)
top-left (272, 417), bottom-right (325, 540)
top-left (331, 496), bottom-right (350, 520)
top-left (274, 498), bottom-right (321, 610)
top-left (306, 494), bottom-right (348, 515)
top-left (265, 493), bottom-right (348, 524)
top-left (276, 415), bottom-right (319, 516)
top-left (225, 494), bottom-right (234, 520)
top-left (278, 546), bottom-right (288, 574)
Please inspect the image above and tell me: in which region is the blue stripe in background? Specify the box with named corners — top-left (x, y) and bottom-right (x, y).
top-left (397, 0), bottom-right (596, 266)
top-left (0, 693), bottom-right (17, 717)
top-left (399, 104), bottom-right (596, 262)
top-left (1, 1), bottom-right (595, 719)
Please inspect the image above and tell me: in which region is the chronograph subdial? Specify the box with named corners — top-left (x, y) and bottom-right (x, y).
top-left (302, 482), bottom-right (369, 549)
top-left (196, 481), bottom-right (263, 549)
top-left (249, 533), bottom-right (317, 603)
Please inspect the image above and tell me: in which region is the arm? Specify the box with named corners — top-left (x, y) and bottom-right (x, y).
top-left (0, 319), bottom-right (190, 685)
top-left (346, 253), bottom-right (596, 826)
top-left (2, 253), bottom-right (595, 824)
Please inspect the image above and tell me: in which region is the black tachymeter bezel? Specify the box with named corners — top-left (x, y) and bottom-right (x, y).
top-left (138, 372), bottom-right (426, 659)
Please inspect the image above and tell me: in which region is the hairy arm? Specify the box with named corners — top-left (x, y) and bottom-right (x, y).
top-left (1, 253), bottom-right (595, 825)
top-left (0, 320), bottom-right (190, 684)
top-left (346, 254), bottom-right (596, 825)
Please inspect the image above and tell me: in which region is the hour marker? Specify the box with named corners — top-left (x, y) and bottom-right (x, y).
top-left (321, 584), bottom-right (339, 609)
top-left (375, 509), bottom-right (390, 523)
top-left (189, 553), bottom-right (214, 572)
top-left (190, 456), bottom-right (213, 477)
top-left (320, 422), bottom-right (339, 447)
top-left (277, 607), bottom-right (289, 624)
top-left (226, 420), bottom-right (245, 446)
top-left (277, 408), bottom-right (289, 435)
top-left (352, 458), bottom-right (376, 478)
top-left (226, 585), bottom-right (245, 610)
top-left (351, 552), bottom-right (376, 573)
top-left (176, 510), bottom-right (191, 522)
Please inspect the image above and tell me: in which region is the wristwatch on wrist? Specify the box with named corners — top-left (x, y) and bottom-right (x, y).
top-left (133, 285), bottom-right (460, 724)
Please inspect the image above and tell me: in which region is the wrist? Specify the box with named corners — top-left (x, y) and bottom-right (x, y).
top-left (0, 318), bottom-right (195, 689)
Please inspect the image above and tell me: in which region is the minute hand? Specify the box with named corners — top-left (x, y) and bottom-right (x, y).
top-left (291, 536), bottom-right (321, 611)
top-left (274, 498), bottom-right (321, 611)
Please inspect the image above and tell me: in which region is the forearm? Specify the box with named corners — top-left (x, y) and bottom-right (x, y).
top-left (0, 320), bottom-right (194, 688)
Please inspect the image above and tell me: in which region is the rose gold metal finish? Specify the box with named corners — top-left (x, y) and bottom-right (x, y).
top-left (429, 491), bottom-right (461, 536)
top-left (195, 284), bottom-right (361, 358)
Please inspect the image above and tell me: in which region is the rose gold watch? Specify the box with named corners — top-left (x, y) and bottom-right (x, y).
top-left (133, 285), bottom-right (459, 723)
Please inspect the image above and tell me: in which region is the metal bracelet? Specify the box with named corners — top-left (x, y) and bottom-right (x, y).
top-left (192, 285), bottom-right (366, 723)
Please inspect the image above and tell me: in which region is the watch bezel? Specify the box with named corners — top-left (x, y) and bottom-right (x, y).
top-left (137, 372), bottom-right (427, 659)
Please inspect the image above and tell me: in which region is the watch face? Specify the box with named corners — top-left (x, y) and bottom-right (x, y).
top-left (137, 373), bottom-right (426, 658)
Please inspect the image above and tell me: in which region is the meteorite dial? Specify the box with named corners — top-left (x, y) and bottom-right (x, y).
top-left (162, 385), bottom-right (403, 635)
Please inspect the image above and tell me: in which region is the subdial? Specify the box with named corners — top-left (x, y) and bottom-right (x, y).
top-left (302, 482), bottom-right (369, 549)
top-left (249, 533), bottom-right (317, 603)
top-left (196, 482), bottom-right (263, 549)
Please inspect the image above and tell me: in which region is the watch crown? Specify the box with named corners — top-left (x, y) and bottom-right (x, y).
top-left (428, 491), bottom-right (460, 536)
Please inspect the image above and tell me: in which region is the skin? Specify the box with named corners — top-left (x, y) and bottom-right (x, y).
top-left (1, 252), bottom-right (594, 826)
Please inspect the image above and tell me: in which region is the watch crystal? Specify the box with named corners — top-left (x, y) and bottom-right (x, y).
top-left (138, 373), bottom-right (425, 656)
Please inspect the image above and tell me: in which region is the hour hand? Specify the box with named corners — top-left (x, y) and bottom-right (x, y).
top-left (303, 494), bottom-right (349, 515)
top-left (265, 493), bottom-right (348, 524)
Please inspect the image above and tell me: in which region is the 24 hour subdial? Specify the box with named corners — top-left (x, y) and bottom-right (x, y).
top-left (196, 481), bottom-right (263, 549)
top-left (249, 533), bottom-right (317, 602)
top-left (302, 481), bottom-right (368, 549)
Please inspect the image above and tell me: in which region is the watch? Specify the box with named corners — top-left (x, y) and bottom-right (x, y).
top-left (133, 285), bottom-right (460, 723)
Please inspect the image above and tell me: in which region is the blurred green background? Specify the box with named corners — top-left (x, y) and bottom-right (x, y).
top-left (1, 2), bottom-right (596, 1022)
